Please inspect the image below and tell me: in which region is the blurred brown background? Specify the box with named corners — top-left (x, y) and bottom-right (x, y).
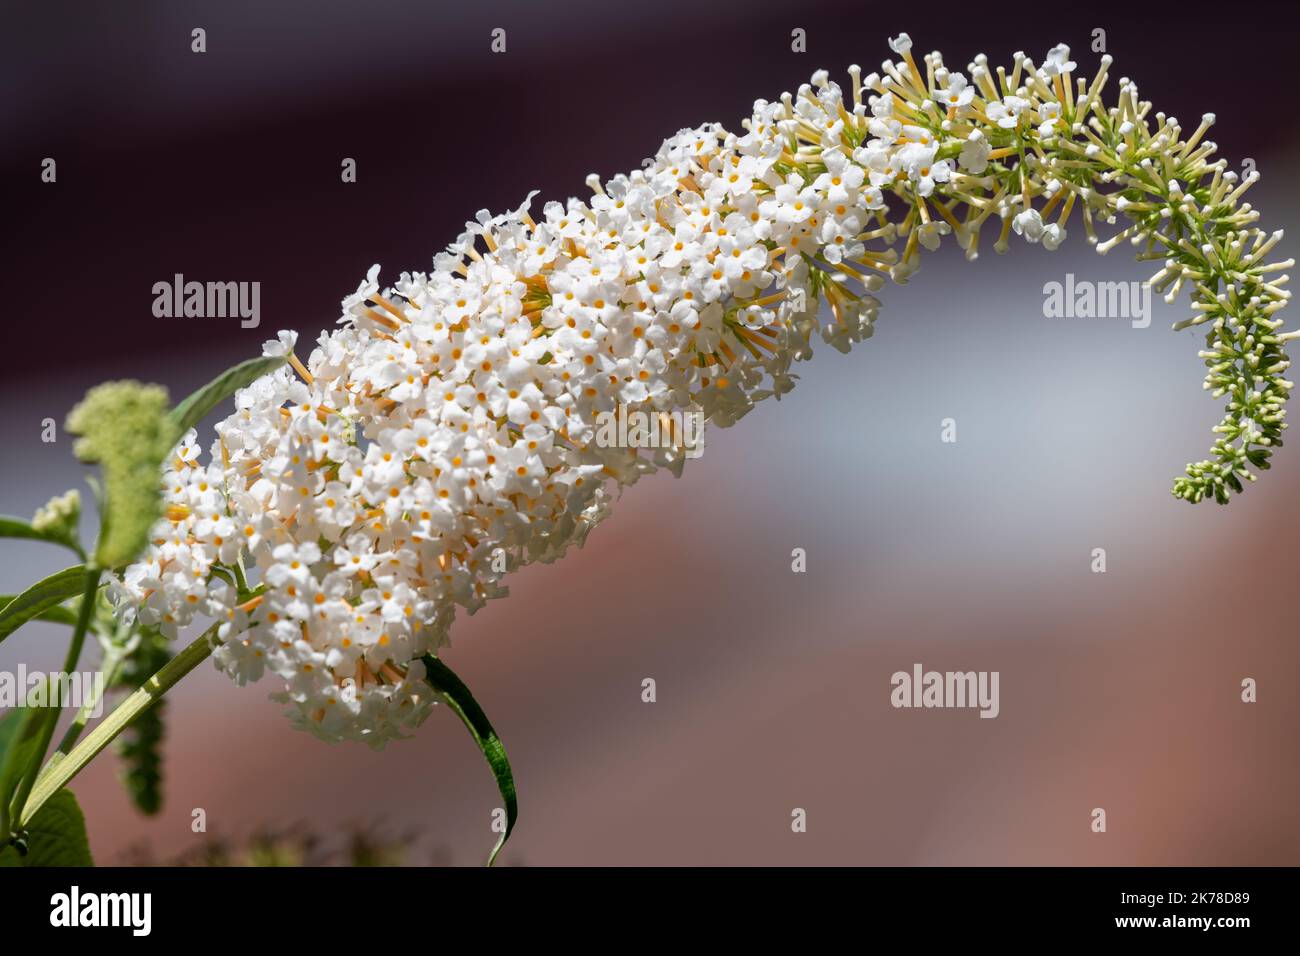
top-left (1, 0), bottom-right (1297, 865)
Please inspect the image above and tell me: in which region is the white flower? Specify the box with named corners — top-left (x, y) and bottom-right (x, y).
top-left (937, 72), bottom-right (974, 109)
top-left (897, 143), bottom-right (950, 196)
top-left (986, 95), bottom-right (1031, 129)
top-left (1012, 208), bottom-right (1046, 243)
top-left (1036, 101), bottom-right (1062, 137)
top-left (1041, 44), bottom-right (1076, 77)
top-left (959, 131), bottom-right (992, 173)
top-left (262, 330), bottom-right (298, 358)
top-left (1042, 223), bottom-right (1066, 250)
top-left (918, 221), bottom-right (952, 251)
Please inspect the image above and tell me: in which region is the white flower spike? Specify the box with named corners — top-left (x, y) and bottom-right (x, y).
top-left (114, 36), bottom-right (1292, 745)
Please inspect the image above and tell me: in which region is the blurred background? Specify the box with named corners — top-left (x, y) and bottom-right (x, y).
top-left (2, 0), bottom-right (1298, 865)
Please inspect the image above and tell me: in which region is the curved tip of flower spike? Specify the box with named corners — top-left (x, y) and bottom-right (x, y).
top-left (1172, 451), bottom-right (1267, 505)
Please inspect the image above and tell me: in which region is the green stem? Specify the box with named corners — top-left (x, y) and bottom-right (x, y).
top-left (53, 645), bottom-right (127, 756)
top-left (59, 569), bottom-right (100, 680)
top-left (6, 566), bottom-right (100, 833)
top-left (19, 625), bottom-right (215, 828)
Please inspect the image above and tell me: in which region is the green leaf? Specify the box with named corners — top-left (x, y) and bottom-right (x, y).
top-left (66, 381), bottom-right (176, 569)
top-left (0, 711), bottom-right (21, 766)
top-left (0, 596), bottom-right (79, 628)
top-left (0, 565), bottom-right (90, 646)
top-left (169, 354), bottom-right (288, 435)
top-left (0, 710), bottom-right (28, 845)
top-left (421, 655), bottom-right (517, 867)
top-left (0, 682), bottom-right (55, 827)
top-left (0, 789), bottom-right (93, 866)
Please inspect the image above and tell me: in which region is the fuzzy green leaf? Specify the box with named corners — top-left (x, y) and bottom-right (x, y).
top-left (66, 381), bottom-right (176, 569)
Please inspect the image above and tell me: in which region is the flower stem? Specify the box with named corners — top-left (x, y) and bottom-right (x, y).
top-left (5, 565), bottom-right (100, 833)
top-left (53, 644), bottom-right (127, 756)
top-left (19, 623), bottom-right (215, 828)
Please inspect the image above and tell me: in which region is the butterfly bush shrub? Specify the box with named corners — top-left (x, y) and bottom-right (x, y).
top-left (1, 34), bottom-right (1291, 864)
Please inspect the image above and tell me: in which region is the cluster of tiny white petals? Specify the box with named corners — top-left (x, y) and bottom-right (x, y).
top-left (112, 35), bottom-right (1291, 745)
